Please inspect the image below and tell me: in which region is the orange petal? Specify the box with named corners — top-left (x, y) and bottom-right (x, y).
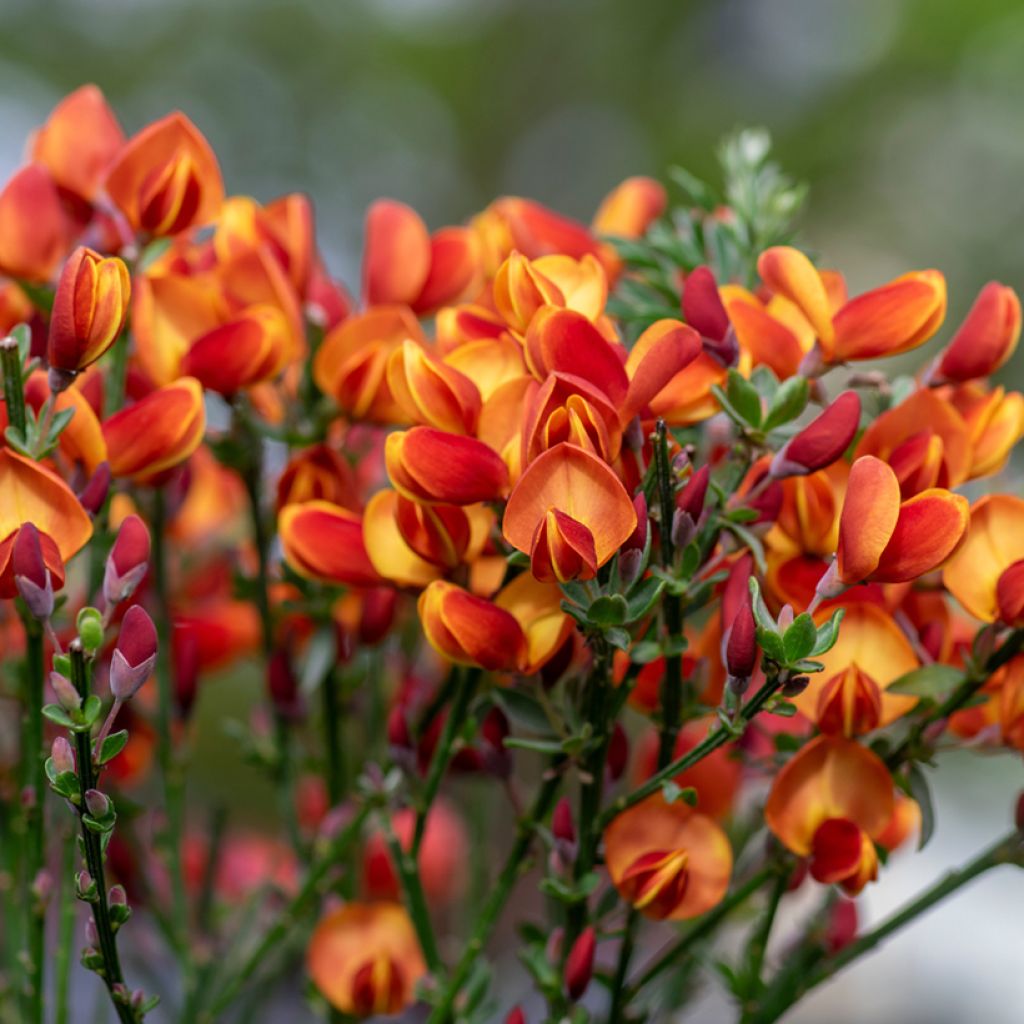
top-left (765, 736), bottom-right (893, 855)
top-left (871, 488), bottom-right (968, 583)
top-left (363, 490), bottom-right (442, 588)
top-left (757, 247), bottom-right (835, 353)
top-left (503, 443), bottom-right (636, 568)
top-left (836, 456), bottom-right (900, 584)
top-left (362, 199), bottom-right (431, 307)
top-left (279, 501), bottom-right (382, 587)
top-left (0, 449), bottom-right (92, 561)
top-left (532, 253), bottom-right (608, 322)
top-left (386, 339), bottom-right (481, 435)
top-left (935, 282), bottom-right (1021, 383)
top-left (592, 176), bottom-right (667, 239)
top-left (493, 572), bottom-right (573, 674)
top-left (726, 297), bottom-right (808, 379)
top-left (0, 164), bottom-right (69, 281)
top-left (181, 306), bottom-right (290, 394)
top-left (413, 226), bottom-right (480, 314)
top-left (832, 270), bottom-right (946, 362)
top-left (622, 320), bottom-right (702, 424)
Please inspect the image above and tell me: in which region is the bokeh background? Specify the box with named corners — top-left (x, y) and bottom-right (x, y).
top-left (2, 0), bottom-right (1023, 1020)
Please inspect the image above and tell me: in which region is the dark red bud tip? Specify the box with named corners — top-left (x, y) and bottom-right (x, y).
top-left (725, 595), bottom-right (757, 680)
top-left (109, 605), bottom-right (158, 701)
top-left (564, 926), bottom-right (596, 1001)
top-left (824, 898), bottom-right (858, 954)
top-left (11, 524), bottom-right (61, 618)
top-left (676, 464), bottom-right (710, 522)
top-left (387, 705), bottom-right (412, 750)
top-left (552, 797), bottom-right (576, 845)
top-left (505, 1008), bottom-right (527, 1024)
top-left (77, 461), bottom-right (111, 516)
top-left (624, 493), bottom-right (648, 552)
top-left (13, 522), bottom-right (48, 589)
top-left (682, 265), bottom-right (729, 341)
top-left (606, 721), bottom-right (629, 782)
top-left (267, 649), bottom-right (301, 719)
top-left (721, 553), bottom-right (754, 628)
top-left (104, 514), bottom-right (151, 606)
top-left (772, 391), bottom-right (860, 477)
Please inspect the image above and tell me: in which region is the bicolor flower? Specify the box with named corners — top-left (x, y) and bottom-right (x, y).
top-left (0, 523), bottom-right (63, 615)
top-left (770, 391), bottom-right (860, 479)
top-left (603, 794), bottom-right (733, 920)
top-left (942, 495), bottom-right (1024, 626)
top-left (105, 112), bottom-right (224, 236)
top-left (930, 282), bottom-right (1021, 384)
top-left (765, 736), bottom-right (893, 894)
top-left (279, 501), bottom-right (382, 587)
top-left (386, 339), bottom-right (482, 435)
top-left (276, 444), bottom-right (359, 512)
top-left (0, 164), bottom-right (69, 281)
top-left (502, 443), bottom-right (637, 582)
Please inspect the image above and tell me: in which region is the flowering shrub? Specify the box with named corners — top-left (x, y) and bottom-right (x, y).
top-left (0, 87), bottom-right (1022, 1024)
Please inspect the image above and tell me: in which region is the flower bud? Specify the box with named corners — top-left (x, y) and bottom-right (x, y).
top-left (682, 266), bottom-right (730, 342)
top-left (47, 247), bottom-right (130, 377)
top-left (670, 508), bottom-right (697, 551)
top-left (50, 672), bottom-right (81, 712)
top-left (770, 391), bottom-right (860, 479)
top-left (85, 916), bottom-right (99, 948)
top-left (31, 869), bottom-right (53, 905)
top-left (108, 884), bottom-right (127, 906)
top-left (725, 595), bottom-right (757, 681)
top-left (267, 648), bottom-right (303, 720)
top-left (623, 494), bottom-right (648, 553)
top-left (103, 515), bottom-right (151, 607)
top-left (677, 465), bottom-right (710, 522)
top-left (108, 605), bottom-right (157, 701)
top-left (552, 798), bottom-right (576, 846)
top-left (564, 926), bottom-right (596, 1001)
top-left (76, 871), bottom-right (96, 901)
top-left (77, 461), bottom-right (111, 516)
top-left (505, 1008), bottom-right (526, 1024)
top-left (51, 736), bottom-right (76, 775)
top-left (823, 898), bottom-right (858, 954)
top-left (480, 707), bottom-right (512, 778)
top-left (618, 547), bottom-right (644, 587)
top-left (933, 282), bottom-right (1021, 383)
top-left (84, 789), bottom-right (112, 819)
top-left (76, 606), bottom-right (104, 653)
top-left (9, 523), bottom-right (60, 619)
top-left (606, 722), bottom-right (629, 782)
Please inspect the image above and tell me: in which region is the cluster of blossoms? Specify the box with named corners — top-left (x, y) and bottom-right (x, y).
top-left (0, 87), bottom-right (1022, 1024)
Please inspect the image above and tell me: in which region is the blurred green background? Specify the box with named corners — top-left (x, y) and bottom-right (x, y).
top-left (2, 0), bottom-right (1023, 1020)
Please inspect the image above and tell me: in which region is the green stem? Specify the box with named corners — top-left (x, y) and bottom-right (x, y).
top-left (150, 490), bottom-right (191, 964)
top-left (1, 337), bottom-right (27, 437)
top-left (382, 815), bottom-right (442, 973)
top-left (69, 644), bottom-right (135, 1024)
top-left (104, 332), bottom-right (130, 418)
top-left (197, 805), bottom-right (371, 1022)
top-left (751, 831), bottom-right (1024, 1024)
top-left (412, 666), bottom-right (478, 855)
top-left (322, 668), bottom-right (345, 806)
top-left (607, 908), bottom-right (640, 1023)
top-left (739, 863), bottom-right (790, 1014)
top-left (54, 820), bottom-right (78, 1024)
top-left (427, 760), bottom-right (565, 1024)
top-left (598, 671), bottom-right (783, 830)
top-left (20, 620), bottom-right (45, 1024)
top-left (628, 865), bottom-right (775, 997)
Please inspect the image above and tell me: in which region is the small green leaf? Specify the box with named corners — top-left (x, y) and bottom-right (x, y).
top-left (887, 664), bottom-right (963, 700)
top-left (756, 628), bottom-right (786, 664)
top-left (668, 166), bottom-right (719, 211)
top-left (625, 577), bottom-right (665, 622)
top-left (661, 781), bottom-right (698, 806)
top-left (299, 625), bottom-right (336, 696)
top-left (907, 763), bottom-right (936, 850)
top-left (726, 369), bottom-right (762, 427)
top-left (767, 699), bottom-right (798, 717)
top-left (41, 704), bottom-right (76, 729)
top-left (763, 375), bottom-right (809, 431)
top-left (783, 613), bottom-right (817, 664)
top-left (97, 730), bottom-right (130, 765)
top-left (748, 577), bottom-right (777, 633)
top-left (491, 687), bottom-right (556, 737)
top-left (629, 640), bottom-right (663, 665)
top-left (605, 626), bottom-right (632, 651)
top-left (810, 607), bottom-right (845, 656)
top-left (502, 737), bottom-right (564, 755)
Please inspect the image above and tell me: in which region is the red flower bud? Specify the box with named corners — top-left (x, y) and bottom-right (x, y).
top-left (552, 798), bottom-right (576, 846)
top-left (77, 461), bottom-right (111, 516)
top-left (823, 898), bottom-right (858, 954)
top-left (721, 553), bottom-right (754, 630)
top-left (2, 523), bottom-right (63, 618)
top-left (624, 493), bottom-right (648, 553)
top-left (267, 648), bottom-right (302, 720)
top-left (606, 721), bottom-right (629, 782)
top-left (103, 514), bottom-right (151, 607)
top-left (725, 594), bottom-right (757, 682)
top-left (564, 926), bottom-right (596, 1001)
top-left (51, 736), bottom-right (75, 775)
top-left (109, 605), bottom-right (157, 701)
top-left (505, 1008), bottom-right (526, 1024)
top-left (676, 465), bottom-right (710, 522)
top-left (771, 391), bottom-right (860, 478)
top-left (50, 672), bottom-right (81, 712)
top-left (682, 266), bottom-right (729, 341)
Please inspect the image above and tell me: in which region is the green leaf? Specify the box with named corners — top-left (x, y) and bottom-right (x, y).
top-left (41, 704), bottom-right (76, 729)
top-left (756, 628), bottom-right (786, 664)
top-left (748, 577), bottom-right (776, 634)
top-left (538, 871), bottom-right (600, 904)
top-left (625, 577), bottom-right (665, 622)
top-left (783, 613), bottom-right (817, 664)
top-left (668, 166), bottom-right (719, 211)
top-left (907, 763), bottom-right (936, 850)
top-left (887, 664), bottom-right (963, 700)
top-left (661, 781), bottom-right (698, 806)
top-left (605, 627), bottom-right (632, 651)
top-left (767, 699), bottom-right (798, 717)
top-left (491, 687), bottom-right (556, 737)
top-left (629, 640), bottom-right (663, 665)
top-left (559, 581), bottom-right (590, 608)
top-left (749, 365), bottom-right (780, 402)
top-left (726, 369), bottom-right (762, 427)
top-left (97, 730), bottom-right (129, 765)
top-left (299, 625), bottom-right (336, 696)
top-left (502, 736), bottom-right (564, 755)
top-left (810, 607), bottom-right (845, 656)
top-left (763, 375), bottom-right (809, 431)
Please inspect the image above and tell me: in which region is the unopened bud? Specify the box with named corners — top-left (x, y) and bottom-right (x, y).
top-left (50, 671), bottom-right (81, 712)
top-left (76, 606), bottom-right (104, 653)
top-left (606, 722), bottom-right (628, 782)
top-left (618, 547), bottom-right (644, 587)
top-left (676, 465), bottom-right (710, 522)
top-left (84, 789), bottom-right (112, 819)
top-left (109, 884), bottom-right (127, 906)
top-left (267, 649), bottom-right (303, 720)
top-left (670, 509), bottom-right (697, 551)
top-left (51, 736), bottom-right (76, 775)
top-left (103, 515), bottom-right (151, 606)
top-left (85, 916), bottom-right (99, 947)
top-left (770, 391), bottom-right (861, 478)
top-left (76, 871), bottom-right (97, 901)
top-left (12, 524), bottom-right (58, 619)
top-left (782, 675), bottom-right (810, 698)
top-left (108, 605), bottom-right (158, 701)
top-left (623, 494), bottom-right (648, 553)
top-left (505, 1008), bottom-right (526, 1024)
top-left (564, 926), bottom-right (596, 1001)
top-left (31, 869), bottom-right (53, 905)
top-left (552, 797), bottom-right (576, 846)
top-left (725, 595), bottom-right (757, 680)
top-left (77, 461), bottom-right (111, 516)
top-left (823, 898), bottom-right (858, 954)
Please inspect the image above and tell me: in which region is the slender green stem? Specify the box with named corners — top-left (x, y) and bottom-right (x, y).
top-left (381, 815), bottom-right (442, 973)
top-left (628, 865), bottom-right (775, 996)
top-left (69, 644), bottom-right (135, 1024)
top-left (196, 805), bottom-right (227, 937)
top-left (427, 760), bottom-right (565, 1024)
top-left (54, 821), bottom-right (78, 1024)
top-left (412, 667), bottom-right (478, 855)
top-left (197, 805), bottom-right (371, 1022)
top-left (608, 908), bottom-right (640, 1023)
top-left (1, 337), bottom-right (27, 437)
top-left (599, 671), bottom-right (783, 830)
top-left (739, 863), bottom-right (790, 1014)
top-left (322, 668), bottom-right (345, 806)
top-left (150, 490), bottom-right (191, 962)
top-left (20, 620), bottom-right (45, 1024)
top-left (103, 332), bottom-right (130, 418)
top-left (750, 831), bottom-right (1024, 1024)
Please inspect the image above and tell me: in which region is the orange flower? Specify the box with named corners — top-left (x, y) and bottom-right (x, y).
top-left (790, 604), bottom-right (918, 736)
top-left (835, 456), bottom-right (968, 586)
top-left (493, 572), bottom-right (574, 674)
top-left (47, 247), bottom-right (131, 378)
top-left (313, 306), bottom-right (424, 423)
top-left (385, 427), bottom-right (509, 505)
top-left (363, 199), bottom-right (479, 314)
top-left (105, 112), bottom-right (224, 236)
top-left (493, 251), bottom-right (567, 335)
top-left (765, 736), bottom-right (893, 894)
top-left (502, 443), bottom-right (637, 582)
top-left (102, 377), bottom-right (206, 483)
top-left (276, 444), bottom-right (359, 512)
top-left (30, 85), bottom-right (125, 202)
top-left (944, 382), bottom-right (1024, 480)
top-left (24, 371), bottom-right (107, 473)
top-left (0, 164), bottom-right (69, 281)
top-left (757, 246), bottom-right (946, 365)
top-left (279, 501), bottom-right (382, 587)
top-left (307, 902), bottom-right (426, 1017)
top-left (770, 391), bottom-right (861, 479)
top-left (386, 340), bottom-right (481, 435)
top-left (417, 580), bottom-right (526, 671)
top-left (0, 449), bottom-right (92, 561)
top-left (362, 490), bottom-right (443, 588)
top-left (591, 176), bottom-right (666, 239)
top-left (854, 389), bottom-right (971, 497)
top-left (603, 795), bottom-right (732, 920)
top-left (932, 282), bottom-right (1021, 383)
top-left (942, 495), bottom-right (1024, 625)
